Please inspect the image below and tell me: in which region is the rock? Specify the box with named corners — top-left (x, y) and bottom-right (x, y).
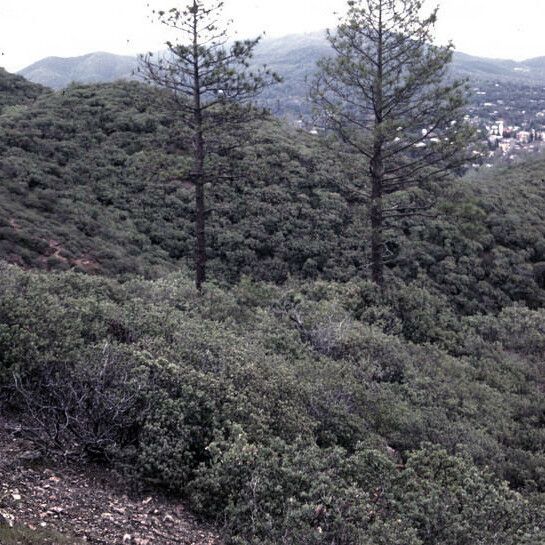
top-left (122, 534), bottom-right (132, 543)
top-left (0, 512), bottom-right (10, 527)
top-left (18, 450), bottom-right (42, 462)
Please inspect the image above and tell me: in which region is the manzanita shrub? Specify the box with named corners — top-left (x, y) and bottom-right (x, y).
top-left (1, 264), bottom-right (544, 543)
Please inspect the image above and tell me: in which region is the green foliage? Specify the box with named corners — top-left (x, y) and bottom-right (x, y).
top-left (469, 304), bottom-right (545, 356)
top-left (1, 265), bottom-right (544, 543)
top-left (191, 438), bottom-right (542, 545)
top-left (1, 66), bottom-right (545, 545)
top-left (0, 68), bottom-right (47, 112)
top-left (0, 76), bottom-right (543, 313)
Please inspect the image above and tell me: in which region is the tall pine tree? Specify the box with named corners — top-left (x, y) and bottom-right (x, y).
top-left (312, 0), bottom-right (472, 286)
top-left (141, 0), bottom-right (278, 290)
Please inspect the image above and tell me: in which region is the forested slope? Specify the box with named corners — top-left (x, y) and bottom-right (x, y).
top-left (1, 70), bottom-right (545, 544)
top-left (1, 75), bottom-right (545, 313)
top-left (1, 266), bottom-right (544, 544)
top-left (0, 68), bottom-right (47, 111)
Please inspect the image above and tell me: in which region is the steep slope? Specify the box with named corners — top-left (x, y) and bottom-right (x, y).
top-left (392, 159), bottom-right (545, 313)
top-left (1, 266), bottom-right (544, 544)
top-left (0, 79), bottom-right (361, 280)
top-left (0, 68), bottom-right (48, 112)
top-left (0, 75), bottom-right (545, 311)
top-left (0, 416), bottom-right (221, 545)
top-left (0, 81), bottom-right (182, 277)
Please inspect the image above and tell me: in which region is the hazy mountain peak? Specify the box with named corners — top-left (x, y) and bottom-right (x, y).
top-left (19, 51), bottom-right (138, 89)
top-left (16, 31), bottom-right (545, 91)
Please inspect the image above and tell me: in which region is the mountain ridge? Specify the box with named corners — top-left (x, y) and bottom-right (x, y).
top-left (15, 31), bottom-right (545, 92)
top-left (18, 51), bottom-right (137, 89)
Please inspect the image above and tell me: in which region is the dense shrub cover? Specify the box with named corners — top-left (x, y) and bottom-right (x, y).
top-left (0, 68), bottom-right (47, 112)
top-left (1, 71), bottom-right (545, 543)
top-left (1, 77), bottom-right (545, 314)
top-left (1, 264), bottom-right (544, 543)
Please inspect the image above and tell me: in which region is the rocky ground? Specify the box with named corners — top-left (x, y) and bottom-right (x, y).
top-left (0, 417), bottom-right (221, 545)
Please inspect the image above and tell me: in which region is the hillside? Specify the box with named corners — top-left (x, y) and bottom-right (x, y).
top-left (252, 31), bottom-right (332, 116)
top-left (0, 417), bottom-right (221, 545)
top-left (1, 71), bottom-right (545, 544)
top-left (1, 264), bottom-right (544, 544)
top-left (453, 51), bottom-right (545, 82)
top-left (0, 68), bottom-right (48, 112)
top-left (0, 77), bottom-right (363, 281)
top-left (1, 76), bottom-right (545, 312)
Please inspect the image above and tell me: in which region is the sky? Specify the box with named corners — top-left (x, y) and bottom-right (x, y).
top-left (1, 0), bottom-right (545, 73)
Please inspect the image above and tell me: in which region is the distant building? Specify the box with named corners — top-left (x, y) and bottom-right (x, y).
top-left (490, 121), bottom-right (504, 137)
top-left (499, 141), bottom-right (513, 154)
top-left (488, 135), bottom-right (502, 149)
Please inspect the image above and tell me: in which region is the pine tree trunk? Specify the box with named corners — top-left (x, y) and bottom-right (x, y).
top-left (370, 2), bottom-right (384, 287)
top-left (194, 131), bottom-right (206, 291)
top-left (192, 3), bottom-right (206, 291)
top-left (370, 154), bottom-right (384, 287)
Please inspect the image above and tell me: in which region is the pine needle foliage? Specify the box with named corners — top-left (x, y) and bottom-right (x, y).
top-left (140, 1), bottom-right (279, 289)
top-left (312, 0), bottom-right (473, 285)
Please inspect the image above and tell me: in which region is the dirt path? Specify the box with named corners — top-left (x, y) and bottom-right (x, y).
top-left (0, 418), bottom-right (221, 545)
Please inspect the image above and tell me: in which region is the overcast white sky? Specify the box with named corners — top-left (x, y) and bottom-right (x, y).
top-left (1, 1), bottom-right (544, 73)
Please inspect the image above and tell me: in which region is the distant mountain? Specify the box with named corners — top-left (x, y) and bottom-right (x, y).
top-left (519, 56), bottom-right (545, 69)
top-left (14, 33), bottom-right (330, 91)
top-left (16, 32), bottom-right (545, 104)
top-left (452, 51), bottom-right (545, 83)
top-left (18, 52), bottom-right (138, 89)
top-left (251, 31), bottom-right (332, 116)
top-left (253, 31), bottom-right (331, 76)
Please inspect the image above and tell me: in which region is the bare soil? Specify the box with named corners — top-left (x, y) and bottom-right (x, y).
top-left (0, 417), bottom-right (222, 545)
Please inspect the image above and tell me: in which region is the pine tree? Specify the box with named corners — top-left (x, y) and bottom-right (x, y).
top-left (311, 0), bottom-right (472, 286)
top-left (140, 0), bottom-right (279, 290)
